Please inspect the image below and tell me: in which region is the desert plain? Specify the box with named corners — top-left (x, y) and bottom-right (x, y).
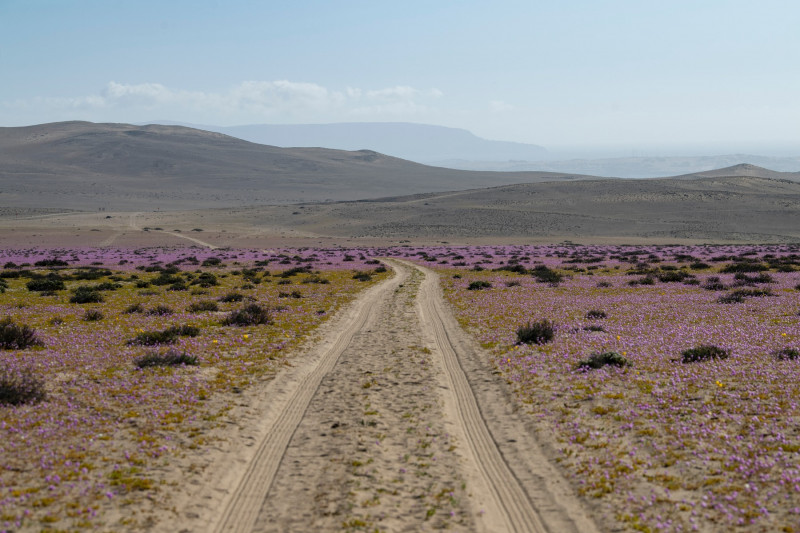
top-left (1, 122), bottom-right (800, 532)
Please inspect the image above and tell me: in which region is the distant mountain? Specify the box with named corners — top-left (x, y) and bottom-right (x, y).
top-left (150, 121), bottom-right (549, 163)
top-left (433, 155), bottom-right (800, 178)
top-left (0, 121), bottom-right (580, 211)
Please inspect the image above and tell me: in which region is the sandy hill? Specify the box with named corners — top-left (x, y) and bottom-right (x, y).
top-left (218, 174), bottom-right (800, 243)
top-left (0, 121), bottom-right (587, 211)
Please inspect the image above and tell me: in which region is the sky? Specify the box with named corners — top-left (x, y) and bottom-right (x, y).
top-left (1, 0), bottom-right (799, 152)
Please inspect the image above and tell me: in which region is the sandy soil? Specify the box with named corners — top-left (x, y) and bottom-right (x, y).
top-left (146, 260), bottom-right (597, 533)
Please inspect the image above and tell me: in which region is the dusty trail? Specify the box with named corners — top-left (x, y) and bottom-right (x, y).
top-left (179, 261), bottom-right (596, 533)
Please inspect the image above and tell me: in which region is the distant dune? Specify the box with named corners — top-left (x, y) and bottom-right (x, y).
top-left (0, 121), bottom-right (587, 211)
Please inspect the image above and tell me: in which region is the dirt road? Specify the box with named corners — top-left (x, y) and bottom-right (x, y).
top-left (172, 260), bottom-right (597, 533)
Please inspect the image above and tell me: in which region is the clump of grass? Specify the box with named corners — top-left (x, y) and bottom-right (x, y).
top-left (188, 300), bottom-right (219, 312)
top-left (516, 319), bottom-right (555, 345)
top-left (773, 347), bottom-right (800, 361)
top-left (505, 280), bottom-right (521, 287)
top-left (135, 349), bottom-right (199, 368)
top-left (222, 304), bottom-right (272, 326)
top-left (0, 368), bottom-right (46, 405)
top-left (70, 286), bottom-right (103, 304)
top-left (146, 305), bottom-right (174, 316)
top-left (583, 325), bottom-right (605, 332)
top-left (83, 309), bottom-right (104, 321)
top-left (467, 280), bottom-right (492, 290)
top-left (0, 318), bottom-right (44, 349)
top-left (577, 351), bottom-right (631, 370)
top-left (681, 344), bottom-right (729, 363)
top-left (596, 281), bottom-right (612, 288)
top-left (127, 325), bottom-right (200, 346)
top-left (219, 292), bottom-right (244, 303)
top-left (586, 309), bottom-right (607, 319)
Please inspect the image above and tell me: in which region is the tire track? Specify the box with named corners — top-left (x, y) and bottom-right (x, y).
top-left (406, 259), bottom-right (599, 533)
top-left (211, 268), bottom-right (406, 533)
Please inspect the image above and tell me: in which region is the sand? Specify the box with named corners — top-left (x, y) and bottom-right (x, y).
top-left (141, 260), bottom-right (597, 532)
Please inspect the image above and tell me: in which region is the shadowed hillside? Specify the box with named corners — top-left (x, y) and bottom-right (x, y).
top-left (0, 121), bottom-right (587, 211)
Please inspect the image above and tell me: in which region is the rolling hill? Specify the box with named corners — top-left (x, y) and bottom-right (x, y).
top-left (0, 121), bottom-right (586, 211)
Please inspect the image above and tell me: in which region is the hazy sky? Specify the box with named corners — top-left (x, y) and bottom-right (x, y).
top-left (2, 0), bottom-right (798, 150)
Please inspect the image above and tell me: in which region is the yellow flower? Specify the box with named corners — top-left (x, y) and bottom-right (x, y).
top-left (243, 334), bottom-right (249, 340)
top-left (616, 335), bottom-right (621, 341)
top-left (212, 339), bottom-right (218, 344)
top-left (782, 333), bottom-right (788, 337)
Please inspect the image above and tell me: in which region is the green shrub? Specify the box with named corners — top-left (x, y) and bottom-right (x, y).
top-left (135, 349), bottom-right (198, 368)
top-left (352, 271), bottom-right (372, 282)
top-left (586, 309), bottom-right (607, 319)
top-left (83, 309), bottom-right (104, 321)
top-left (681, 345), bottom-right (729, 363)
top-left (222, 304), bottom-right (272, 326)
top-left (26, 278), bottom-right (66, 292)
top-left (0, 318), bottom-right (43, 349)
top-left (146, 305), bottom-right (174, 316)
top-left (188, 300), bottom-right (219, 312)
top-left (773, 347), bottom-right (800, 361)
top-left (531, 265), bottom-right (563, 284)
top-left (467, 280), bottom-right (492, 290)
top-left (124, 303), bottom-right (145, 314)
top-left (516, 319), bottom-right (555, 345)
top-left (127, 325), bottom-right (200, 346)
top-left (70, 286), bottom-right (103, 304)
top-left (0, 368), bottom-right (46, 405)
top-left (578, 351), bottom-right (631, 370)
top-left (219, 292), bottom-right (244, 303)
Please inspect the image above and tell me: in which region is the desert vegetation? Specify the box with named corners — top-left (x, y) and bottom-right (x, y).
top-left (0, 246), bottom-right (388, 531)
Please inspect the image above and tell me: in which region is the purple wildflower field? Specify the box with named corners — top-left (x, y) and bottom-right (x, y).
top-left (0, 247), bottom-right (385, 531)
top-left (388, 243), bottom-right (800, 532)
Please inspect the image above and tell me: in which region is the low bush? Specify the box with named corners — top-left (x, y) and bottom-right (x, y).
top-left (124, 303), bottom-right (145, 314)
top-left (352, 272), bottom-right (372, 282)
top-left (127, 325), bottom-right (200, 346)
top-left (774, 347), bottom-right (800, 360)
top-left (188, 300), bottom-right (219, 312)
top-left (577, 351), bottom-right (631, 370)
top-left (222, 304), bottom-right (272, 326)
top-left (146, 305), bottom-right (173, 316)
top-left (26, 278), bottom-right (66, 292)
top-left (83, 309), bottom-right (103, 321)
top-left (657, 270), bottom-right (692, 283)
top-left (467, 280), bottom-right (492, 290)
top-left (718, 288), bottom-right (773, 303)
top-left (681, 344), bottom-right (729, 363)
top-left (70, 286), bottom-right (103, 304)
top-left (219, 292), bottom-right (244, 303)
top-left (0, 368), bottom-right (46, 405)
top-left (586, 309), bottom-right (607, 319)
top-left (301, 275), bottom-right (330, 284)
top-left (721, 262), bottom-right (768, 273)
top-left (596, 281), bottom-right (612, 288)
top-left (516, 319), bottom-right (555, 345)
top-left (135, 349), bottom-right (199, 368)
top-left (531, 265), bottom-right (563, 284)
top-left (0, 318), bottom-right (44, 349)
